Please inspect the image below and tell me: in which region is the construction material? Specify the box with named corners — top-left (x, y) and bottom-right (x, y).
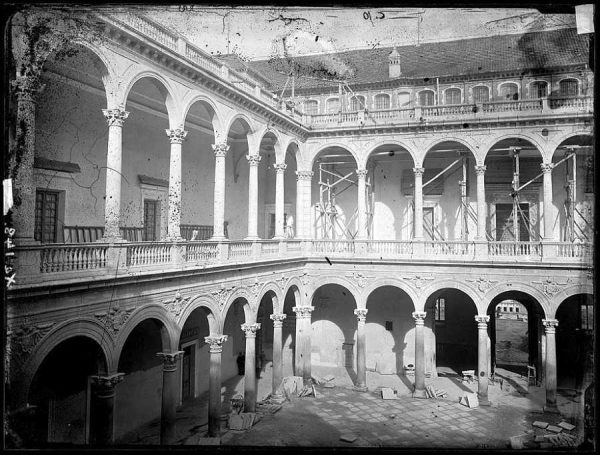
top-left (558, 421), bottom-right (576, 431)
top-left (459, 393), bottom-right (479, 408)
top-left (381, 387), bottom-right (397, 400)
top-left (532, 421), bottom-right (549, 429)
top-left (230, 394), bottom-right (244, 414)
top-left (546, 425), bottom-right (562, 433)
top-left (461, 370), bottom-right (475, 383)
top-left (228, 412), bottom-right (255, 430)
top-left (339, 433), bottom-right (358, 443)
top-left (424, 385), bottom-right (447, 399)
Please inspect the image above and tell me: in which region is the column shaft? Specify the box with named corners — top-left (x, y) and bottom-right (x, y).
top-left (356, 170), bottom-right (368, 240)
top-left (270, 313), bottom-right (286, 396)
top-left (413, 168), bottom-right (425, 240)
top-left (412, 312), bottom-right (427, 396)
top-left (293, 306), bottom-right (313, 383)
top-left (242, 323), bottom-right (260, 412)
top-left (157, 351), bottom-right (184, 445)
top-left (475, 165), bottom-right (487, 240)
top-left (246, 155), bottom-right (261, 239)
top-left (102, 108), bottom-right (129, 240)
top-left (295, 173), bottom-right (304, 239)
top-left (90, 373), bottom-right (124, 445)
top-left (212, 143), bottom-right (229, 240)
top-left (543, 319), bottom-right (559, 410)
top-left (541, 163), bottom-right (554, 240)
top-left (205, 335), bottom-right (227, 437)
top-left (274, 164), bottom-right (287, 238)
top-left (166, 128), bottom-right (187, 240)
top-left (475, 316), bottom-right (490, 405)
top-left (354, 309), bottom-right (368, 390)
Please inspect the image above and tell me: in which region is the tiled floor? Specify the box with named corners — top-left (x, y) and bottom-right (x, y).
top-left (117, 366), bottom-right (586, 448)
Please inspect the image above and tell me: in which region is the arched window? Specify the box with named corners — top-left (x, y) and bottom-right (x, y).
top-left (499, 83), bottom-right (519, 101)
top-left (473, 86), bottom-right (490, 103)
top-left (445, 88), bottom-right (461, 105)
top-left (326, 97), bottom-right (340, 113)
top-left (418, 90), bottom-right (435, 106)
top-left (349, 95), bottom-right (366, 111)
top-left (559, 79), bottom-right (579, 97)
top-left (530, 81), bottom-right (548, 98)
top-left (304, 100), bottom-right (318, 115)
top-left (374, 93), bottom-right (391, 110)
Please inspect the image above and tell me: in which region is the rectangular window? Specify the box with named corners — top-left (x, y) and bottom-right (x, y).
top-left (143, 199), bottom-right (159, 241)
top-left (374, 94), bottom-right (390, 110)
top-left (581, 304), bottom-right (593, 330)
top-left (473, 86), bottom-right (490, 103)
top-left (304, 100), bottom-right (318, 115)
top-left (495, 203), bottom-right (530, 241)
top-left (445, 89), bottom-right (461, 105)
top-left (35, 190), bottom-right (60, 243)
top-left (435, 298), bottom-right (445, 321)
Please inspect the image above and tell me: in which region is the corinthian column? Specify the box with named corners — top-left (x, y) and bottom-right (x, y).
top-left (211, 143), bottom-right (229, 240)
top-left (412, 311), bottom-right (427, 397)
top-left (356, 169), bottom-right (368, 240)
top-left (205, 335), bottom-right (228, 436)
top-left (475, 165), bottom-right (487, 240)
top-left (274, 163), bottom-right (287, 239)
top-left (10, 75), bottom-right (44, 245)
top-left (270, 313), bottom-right (287, 397)
top-left (102, 107), bottom-right (130, 241)
top-left (156, 351), bottom-right (184, 444)
top-left (354, 308), bottom-right (368, 391)
top-left (165, 127), bottom-right (188, 240)
top-left (241, 322), bottom-right (261, 412)
top-left (413, 167), bottom-right (425, 240)
top-left (293, 306), bottom-right (314, 382)
top-left (246, 154), bottom-right (261, 240)
top-left (541, 163), bottom-right (555, 240)
top-left (543, 319), bottom-right (559, 412)
top-left (90, 373), bottom-right (124, 445)
top-left (475, 315), bottom-right (491, 405)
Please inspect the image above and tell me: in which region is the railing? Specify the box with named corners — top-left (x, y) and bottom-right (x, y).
top-left (228, 241), bottom-right (253, 259)
top-left (123, 13), bottom-right (178, 50)
top-left (184, 43), bottom-right (221, 75)
top-left (184, 241), bottom-right (219, 263)
top-left (126, 242), bottom-right (172, 266)
top-left (488, 241), bottom-right (542, 257)
top-left (482, 99), bottom-right (543, 112)
top-left (260, 241), bottom-right (280, 256)
top-left (556, 242), bottom-right (593, 258)
top-left (549, 96), bottom-right (593, 110)
top-left (422, 104), bottom-right (476, 116)
top-left (40, 244), bottom-right (108, 273)
top-left (368, 241), bottom-right (413, 256)
top-left (424, 241), bottom-right (475, 256)
top-left (369, 108), bottom-right (414, 121)
top-left (286, 240), bottom-right (303, 253)
top-left (312, 240), bottom-right (355, 255)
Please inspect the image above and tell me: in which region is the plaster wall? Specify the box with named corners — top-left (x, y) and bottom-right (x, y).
top-left (222, 303), bottom-right (246, 382)
top-left (224, 141), bottom-right (250, 240)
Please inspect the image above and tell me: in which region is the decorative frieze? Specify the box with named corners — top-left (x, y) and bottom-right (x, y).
top-left (94, 303), bottom-right (135, 336)
top-left (241, 322), bottom-right (261, 337)
top-left (354, 308), bottom-right (368, 323)
top-left (12, 75), bottom-right (45, 102)
top-left (274, 163), bottom-right (287, 173)
top-left (346, 271), bottom-right (373, 288)
top-left (403, 274), bottom-right (435, 289)
top-left (532, 278), bottom-right (569, 297)
top-left (212, 284), bottom-right (235, 310)
top-left (102, 107), bottom-right (129, 127)
top-left (162, 291), bottom-right (190, 317)
top-left (466, 276), bottom-right (499, 293)
top-left (7, 320), bottom-right (55, 370)
top-left (276, 274), bottom-right (287, 290)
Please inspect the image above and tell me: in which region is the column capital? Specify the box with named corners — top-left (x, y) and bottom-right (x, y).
top-left (274, 163), bottom-right (287, 173)
top-left (354, 308), bottom-right (368, 322)
top-left (212, 142), bottom-right (230, 157)
top-left (246, 154), bottom-right (262, 166)
top-left (542, 319), bottom-right (559, 333)
top-left (157, 351), bottom-right (185, 372)
top-left (270, 313), bottom-right (287, 327)
top-left (474, 315), bottom-right (490, 328)
top-left (540, 162), bottom-right (555, 174)
top-left (356, 169), bottom-right (368, 178)
top-left (241, 322), bottom-right (261, 337)
top-left (205, 335), bottom-right (228, 353)
top-left (165, 127), bottom-right (188, 144)
top-left (475, 165), bottom-right (487, 176)
top-left (293, 306), bottom-right (314, 318)
top-left (12, 75), bottom-right (45, 102)
top-left (412, 167), bottom-right (425, 176)
top-left (412, 311), bottom-right (427, 324)
top-left (102, 107), bottom-right (130, 127)
top-left (90, 373), bottom-right (125, 389)
top-left (295, 170), bottom-right (314, 181)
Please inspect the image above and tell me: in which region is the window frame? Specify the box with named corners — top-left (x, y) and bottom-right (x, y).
top-left (417, 89), bottom-right (436, 106)
top-left (325, 97), bottom-right (340, 113)
top-left (444, 87), bottom-right (462, 105)
top-left (303, 99), bottom-right (319, 115)
top-left (498, 82), bottom-right (520, 101)
top-left (34, 188), bottom-right (65, 244)
top-left (435, 297), bottom-right (446, 322)
top-left (558, 78), bottom-right (579, 97)
top-left (348, 95), bottom-right (366, 112)
top-left (472, 85), bottom-right (490, 103)
top-left (529, 80), bottom-right (548, 99)
top-left (373, 93), bottom-right (391, 110)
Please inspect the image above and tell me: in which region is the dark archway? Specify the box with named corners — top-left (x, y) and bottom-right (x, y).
top-left (282, 286), bottom-right (299, 377)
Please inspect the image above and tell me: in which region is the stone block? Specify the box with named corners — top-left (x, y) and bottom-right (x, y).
top-left (381, 388), bottom-right (397, 399)
top-left (532, 421), bottom-right (549, 429)
top-left (547, 425), bottom-right (562, 433)
top-left (558, 421), bottom-right (575, 431)
top-left (340, 433), bottom-right (358, 443)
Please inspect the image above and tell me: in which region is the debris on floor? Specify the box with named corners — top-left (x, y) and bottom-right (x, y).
top-left (532, 421), bottom-right (548, 429)
top-left (558, 421), bottom-right (575, 431)
top-left (230, 394), bottom-right (244, 414)
top-left (312, 374), bottom-right (335, 388)
top-left (228, 412), bottom-right (256, 430)
top-left (298, 384), bottom-right (317, 398)
top-left (380, 387), bottom-right (398, 400)
top-left (509, 418), bottom-right (580, 449)
top-left (459, 393), bottom-right (479, 408)
top-left (339, 433), bottom-right (358, 443)
top-left (281, 376), bottom-right (304, 400)
top-left (425, 385), bottom-right (447, 399)
top-left (461, 370), bottom-right (475, 384)
top-left (255, 402), bottom-right (282, 415)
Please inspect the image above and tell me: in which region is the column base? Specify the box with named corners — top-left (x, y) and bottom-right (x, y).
top-left (412, 388), bottom-right (428, 399)
top-left (478, 397), bottom-right (492, 406)
top-left (353, 385), bottom-right (368, 393)
top-left (209, 235), bottom-right (226, 242)
top-left (244, 236), bottom-right (260, 241)
top-left (543, 404), bottom-right (561, 414)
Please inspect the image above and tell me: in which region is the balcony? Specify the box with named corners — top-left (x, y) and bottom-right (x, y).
top-left (11, 239), bottom-right (592, 289)
top-left (303, 96), bottom-right (593, 129)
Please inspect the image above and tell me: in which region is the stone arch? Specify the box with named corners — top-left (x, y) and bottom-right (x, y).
top-left (21, 318), bottom-right (115, 404)
top-left (482, 133), bottom-right (547, 162)
top-left (114, 304), bottom-right (179, 361)
top-left (281, 137), bottom-right (303, 165)
top-left (423, 136), bottom-right (482, 164)
top-left (224, 112), bottom-right (258, 137)
top-left (482, 282), bottom-right (550, 319)
top-left (421, 280), bottom-right (480, 313)
top-left (177, 295), bottom-right (220, 335)
top-left (361, 278), bottom-right (418, 311)
top-left (549, 284), bottom-right (594, 318)
top-left (549, 130), bottom-right (594, 160)
top-left (180, 92), bottom-right (224, 135)
top-left (308, 277), bottom-right (359, 305)
top-left (221, 288), bottom-right (255, 327)
top-left (282, 276), bottom-right (306, 301)
top-left (362, 139), bottom-right (417, 169)
top-left (121, 69), bottom-right (179, 126)
top-left (310, 143), bottom-right (360, 170)
top-left (258, 282), bottom-right (284, 314)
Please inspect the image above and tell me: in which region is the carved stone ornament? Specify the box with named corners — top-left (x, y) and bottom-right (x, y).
top-left (299, 272), bottom-right (311, 287)
top-left (346, 271), bottom-right (373, 288)
top-left (542, 318), bottom-right (559, 333)
top-left (91, 373), bottom-right (125, 389)
top-left (412, 167), bottom-right (425, 177)
top-left (94, 303), bottom-right (135, 336)
top-left (246, 154), bottom-right (262, 166)
top-left (474, 165), bottom-right (487, 176)
top-left (466, 277), bottom-right (499, 293)
top-left (292, 306), bottom-right (314, 318)
top-left (102, 107), bottom-right (129, 127)
top-left (165, 127), bottom-right (188, 144)
top-left (270, 313), bottom-right (287, 327)
top-left (532, 278), bottom-right (569, 297)
top-left (276, 274), bottom-right (287, 290)
top-left (274, 163), bottom-right (287, 173)
top-left (295, 170), bottom-right (314, 181)
top-left (474, 315), bottom-right (490, 327)
top-left (241, 322), bottom-right (261, 337)
top-left (403, 274), bottom-right (435, 289)
top-left (157, 351), bottom-right (185, 372)
top-left (7, 320), bottom-right (55, 369)
top-left (205, 335), bottom-right (228, 353)
top-left (356, 169), bottom-right (369, 178)
top-left (212, 142), bottom-right (230, 157)
top-left (163, 292), bottom-right (190, 317)
top-left (412, 311), bottom-right (427, 324)
top-left (354, 308), bottom-right (368, 322)
top-left (12, 75), bottom-right (45, 102)
top-left (212, 284), bottom-right (235, 309)
top-left (540, 162), bottom-right (555, 174)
